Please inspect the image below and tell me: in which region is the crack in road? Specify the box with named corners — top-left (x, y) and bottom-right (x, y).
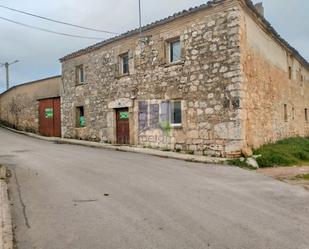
top-left (13, 169), bottom-right (31, 229)
top-left (73, 199), bottom-right (98, 203)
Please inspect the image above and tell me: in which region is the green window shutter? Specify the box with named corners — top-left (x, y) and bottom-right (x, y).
top-left (79, 116), bottom-right (85, 127)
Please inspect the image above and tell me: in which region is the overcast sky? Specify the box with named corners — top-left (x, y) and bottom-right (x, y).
top-left (0, 0), bottom-right (308, 93)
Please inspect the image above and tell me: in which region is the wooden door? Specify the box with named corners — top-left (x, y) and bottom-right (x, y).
top-left (39, 99), bottom-right (54, 137)
top-left (116, 108), bottom-right (130, 144)
top-left (53, 98), bottom-right (61, 137)
top-left (39, 98), bottom-right (61, 137)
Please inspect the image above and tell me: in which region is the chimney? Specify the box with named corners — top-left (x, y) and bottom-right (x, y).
top-left (254, 2), bottom-right (264, 17)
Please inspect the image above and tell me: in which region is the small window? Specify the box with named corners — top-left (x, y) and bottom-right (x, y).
top-left (76, 106), bottom-right (85, 127)
top-left (305, 108), bottom-right (308, 122)
top-left (159, 100), bottom-right (182, 126)
top-left (292, 107), bottom-right (295, 120)
top-left (169, 39), bottom-right (181, 63)
top-left (301, 75), bottom-right (304, 82)
top-left (76, 65), bottom-right (85, 84)
top-left (170, 101), bottom-right (182, 125)
top-left (284, 104), bottom-right (288, 122)
top-left (288, 66), bottom-right (292, 80)
top-left (120, 53), bottom-right (129, 75)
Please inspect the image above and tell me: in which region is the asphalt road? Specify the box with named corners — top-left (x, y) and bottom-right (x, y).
top-left (0, 127), bottom-right (309, 249)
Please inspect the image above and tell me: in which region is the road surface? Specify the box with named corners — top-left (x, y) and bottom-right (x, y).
top-left (0, 127), bottom-right (309, 249)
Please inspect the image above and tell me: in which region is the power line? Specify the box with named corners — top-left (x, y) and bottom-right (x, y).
top-left (0, 16), bottom-right (106, 40)
top-left (0, 4), bottom-right (118, 35)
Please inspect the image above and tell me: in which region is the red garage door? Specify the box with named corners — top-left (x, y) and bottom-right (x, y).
top-left (39, 97), bottom-right (61, 137)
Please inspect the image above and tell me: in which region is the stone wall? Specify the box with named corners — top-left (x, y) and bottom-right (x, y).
top-left (0, 76), bottom-right (61, 133)
top-left (240, 7), bottom-right (309, 148)
top-left (61, 1), bottom-right (244, 157)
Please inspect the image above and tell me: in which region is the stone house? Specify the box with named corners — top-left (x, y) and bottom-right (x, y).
top-left (0, 76), bottom-right (61, 135)
top-left (60, 0), bottom-right (309, 157)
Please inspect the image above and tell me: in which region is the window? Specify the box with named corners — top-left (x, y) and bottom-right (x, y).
top-left (169, 39), bottom-right (181, 63)
top-left (292, 107), bottom-right (295, 120)
top-left (288, 66), bottom-right (292, 80)
top-left (76, 65), bottom-right (85, 84)
top-left (301, 75), bottom-right (304, 82)
top-left (305, 108), bottom-right (308, 122)
top-left (76, 106), bottom-right (85, 127)
top-left (284, 104), bottom-right (288, 122)
top-left (120, 53), bottom-right (129, 75)
top-left (170, 101), bottom-right (182, 125)
top-left (160, 100), bottom-right (182, 126)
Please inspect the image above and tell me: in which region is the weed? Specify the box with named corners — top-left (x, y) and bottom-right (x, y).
top-left (294, 174), bottom-right (309, 180)
top-left (227, 159), bottom-right (256, 170)
top-left (254, 137), bottom-right (309, 168)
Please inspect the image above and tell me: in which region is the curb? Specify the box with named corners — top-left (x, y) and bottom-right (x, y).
top-left (0, 125), bottom-right (227, 164)
top-left (0, 166), bottom-right (13, 249)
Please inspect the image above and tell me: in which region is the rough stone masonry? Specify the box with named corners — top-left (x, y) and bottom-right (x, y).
top-left (60, 0), bottom-right (309, 157)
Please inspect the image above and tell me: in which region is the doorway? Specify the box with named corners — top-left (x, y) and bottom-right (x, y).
top-left (116, 108), bottom-right (130, 144)
top-left (39, 97), bottom-right (61, 137)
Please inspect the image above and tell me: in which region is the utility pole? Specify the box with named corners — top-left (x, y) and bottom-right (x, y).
top-left (138, 0), bottom-right (142, 37)
top-left (0, 60), bottom-right (19, 90)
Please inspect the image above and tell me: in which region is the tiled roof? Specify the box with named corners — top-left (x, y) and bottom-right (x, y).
top-left (59, 0), bottom-right (309, 70)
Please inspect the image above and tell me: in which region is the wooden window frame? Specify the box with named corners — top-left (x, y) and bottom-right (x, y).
top-left (119, 52), bottom-right (130, 75)
top-left (167, 38), bottom-right (182, 64)
top-left (159, 100), bottom-right (182, 127)
top-left (76, 106), bottom-right (85, 128)
top-left (76, 65), bottom-right (85, 85)
top-left (170, 100), bottom-right (182, 127)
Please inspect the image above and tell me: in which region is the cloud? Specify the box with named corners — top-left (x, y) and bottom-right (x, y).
top-left (0, 0), bottom-right (308, 92)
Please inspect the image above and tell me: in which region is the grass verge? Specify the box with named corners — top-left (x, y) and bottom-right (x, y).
top-left (294, 174), bottom-right (309, 180)
top-left (254, 137), bottom-right (309, 168)
top-left (227, 159), bottom-right (256, 170)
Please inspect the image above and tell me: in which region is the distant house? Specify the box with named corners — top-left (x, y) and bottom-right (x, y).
top-left (0, 76), bottom-right (62, 136)
top-left (59, 0), bottom-right (309, 157)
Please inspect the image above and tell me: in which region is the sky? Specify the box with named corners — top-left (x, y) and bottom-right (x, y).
top-left (0, 0), bottom-right (308, 93)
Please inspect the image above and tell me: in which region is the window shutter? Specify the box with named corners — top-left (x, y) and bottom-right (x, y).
top-left (157, 38), bottom-right (166, 65)
top-left (138, 101), bottom-right (148, 133)
top-left (180, 40), bottom-right (185, 61)
top-left (150, 104), bottom-right (159, 129)
top-left (113, 56), bottom-right (120, 78)
top-left (128, 50), bottom-right (134, 74)
top-left (75, 67), bottom-right (79, 84)
top-left (160, 101), bottom-right (170, 122)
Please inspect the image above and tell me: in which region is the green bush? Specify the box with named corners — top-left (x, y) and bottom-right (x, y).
top-left (254, 137), bottom-right (309, 168)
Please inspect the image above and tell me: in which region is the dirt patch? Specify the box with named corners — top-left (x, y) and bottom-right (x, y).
top-left (257, 166), bottom-right (309, 190)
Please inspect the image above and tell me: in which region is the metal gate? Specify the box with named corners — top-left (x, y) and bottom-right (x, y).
top-left (116, 108), bottom-right (130, 144)
top-left (39, 97), bottom-right (61, 137)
